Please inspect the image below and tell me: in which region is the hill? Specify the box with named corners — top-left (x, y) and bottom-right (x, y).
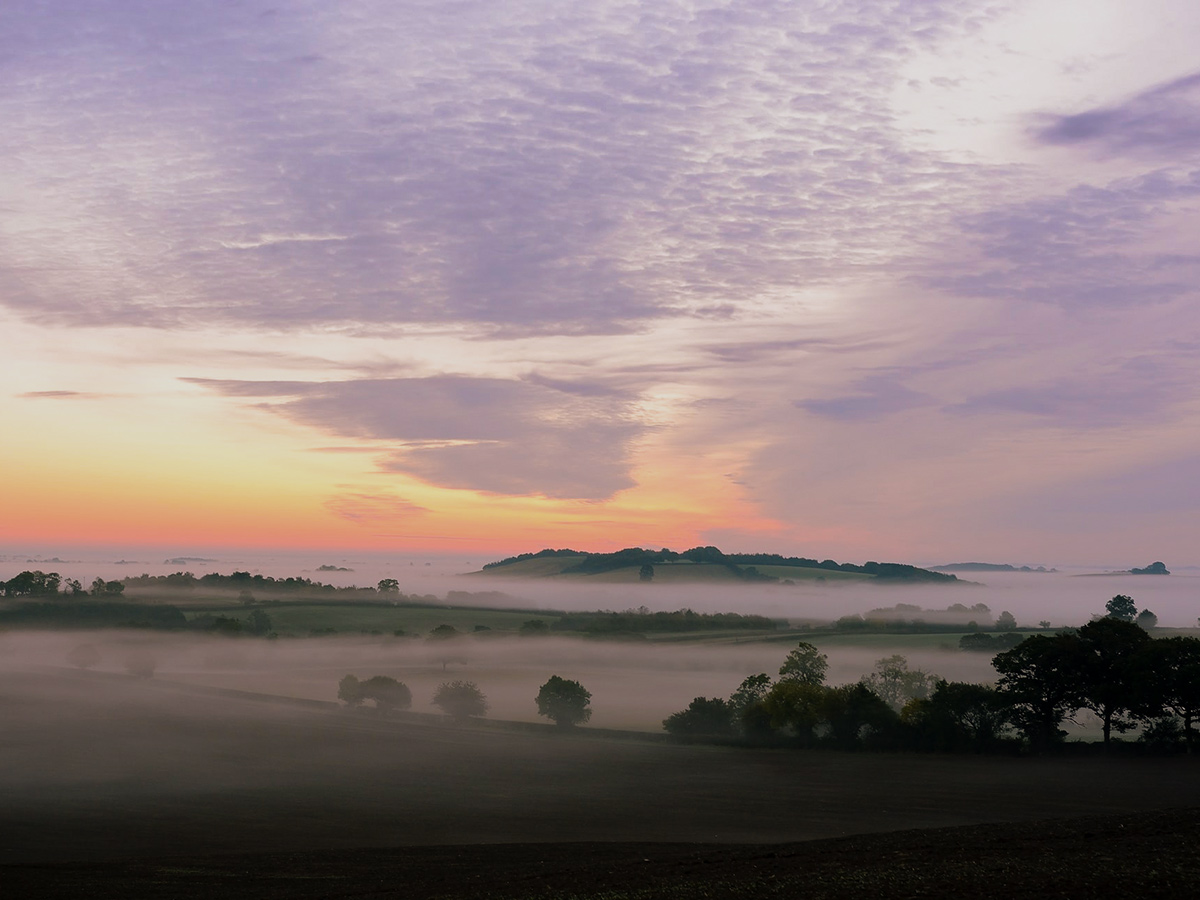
top-left (931, 562), bottom-right (1056, 573)
top-left (475, 546), bottom-right (956, 584)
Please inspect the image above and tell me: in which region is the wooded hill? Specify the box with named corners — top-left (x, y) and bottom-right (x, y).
top-left (477, 546), bottom-right (958, 584)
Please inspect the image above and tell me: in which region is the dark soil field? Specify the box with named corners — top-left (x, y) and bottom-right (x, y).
top-left (4, 670), bottom-right (1200, 897)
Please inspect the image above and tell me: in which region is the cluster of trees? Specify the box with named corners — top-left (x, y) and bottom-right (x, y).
top-left (551, 609), bottom-right (778, 636)
top-left (336, 674), bottom-right (593, 727)
top-left (1, 571), bottom-right (124, 598)
top-left (483, 546), bottom-right (957, 582)
top-left (121, 571), bottom-right (441, 604)
top-left (664, 602), bottom-right (1200, 754)
top-left (664, 644), bottom-right (939, 750)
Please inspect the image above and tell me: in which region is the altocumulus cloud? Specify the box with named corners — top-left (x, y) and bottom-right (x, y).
top-left (185, 375), bottom-right (643, 499)
top-left (0, 0), bottom-right (1002, 335)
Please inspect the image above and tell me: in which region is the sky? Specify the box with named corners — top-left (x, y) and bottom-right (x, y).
top-left (3, 0), bottom-right (1199, 567)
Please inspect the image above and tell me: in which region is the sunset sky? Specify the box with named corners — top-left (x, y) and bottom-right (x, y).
top-left (3, 0), bottom-right (1199, 566)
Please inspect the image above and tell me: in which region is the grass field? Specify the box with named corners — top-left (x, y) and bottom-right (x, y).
top-left (4, 669), bottom-right (1200, 876)
top-left (218, 603), bottom-right (558, 636)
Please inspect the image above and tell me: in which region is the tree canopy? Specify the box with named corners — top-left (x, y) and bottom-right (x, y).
top-left (778, 641), bottom-right (828, 686)
top-left (535, 675), bottom-right (592, 727)
top-left (433, 680), bottom-right (488, 721)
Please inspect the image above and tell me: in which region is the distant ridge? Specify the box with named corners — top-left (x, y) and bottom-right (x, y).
top-left (931, 562), bottom-right (1057, 573)
top-left (476, 546), bottom-right (957, 583)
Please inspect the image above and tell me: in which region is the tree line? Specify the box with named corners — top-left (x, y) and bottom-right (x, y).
top-left (663, 597), bottom-right (1200, 754)
top-left (337, 673), bottom-right (592, 727)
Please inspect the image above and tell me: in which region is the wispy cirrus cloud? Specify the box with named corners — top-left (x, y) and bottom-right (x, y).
top-left (324, 491), bottom-right (428, 525)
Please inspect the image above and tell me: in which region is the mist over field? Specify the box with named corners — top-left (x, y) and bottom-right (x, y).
top-left (5, 546), bottom-right (1198, 624)
top-left (0, 627), bottom-right (995, 731)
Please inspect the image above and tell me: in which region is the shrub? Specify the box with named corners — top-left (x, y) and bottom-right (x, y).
top-left (433, 680), bottom-right (488, 721)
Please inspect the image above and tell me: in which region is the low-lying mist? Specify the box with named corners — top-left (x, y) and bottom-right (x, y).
top-left (1, 629), bottom-right (996, 731)
top-left (6, 549), bottom-right (1198, 627)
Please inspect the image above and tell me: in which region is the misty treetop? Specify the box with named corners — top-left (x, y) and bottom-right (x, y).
top-left (338, 674), bottom-right (413, 713)
top-left (433, 681), bottom-right (489, 721)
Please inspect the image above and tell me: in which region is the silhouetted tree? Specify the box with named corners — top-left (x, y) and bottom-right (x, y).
top-left (995, 611), bottom-right (1017, 631)
top-left (1105, 594), bottom-right (1137, 622)
top-left (822, 683), bottom-right (898, 749)
top-left (535, 675), bottom-right (592, 727)
top-left (729, 673), bottom-right (771, 716)
top-left (638, 564), bottom-right (654, 582)
top-left (377, 578), bottom-right (400, 595)
top-left (338, 674), bottom-right (364, 706)
top-left (761, 681), bottom-right (826, 744)
top-left (778, 641), bottom-right (828, 686)
top-left (3, 570), bottom-right (62, 597)
top-left (519, 619), bottom-right (550, 637)
top-left (903, 681), bottom-right (1012, 752)
top-left (1133, 636), bottom-right (1200, 751)
top-left (1135, 609), bottom-right (1159, 631)
top-left (663, 697), bottom-right (734, 736)
top-left (361, 675), bottom-right (412, 712)
top-left (993, 634), bottom-right (1086, 751)
top-left (433, 680), bottom-right (488, 721)
top-left (1075, 617), bottom-right (1152, 745)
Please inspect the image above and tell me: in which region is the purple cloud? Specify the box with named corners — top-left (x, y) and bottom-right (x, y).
top-left (186, 374), bottom-right (643, 499)
top-left (945, 356), bottom-right (1189, 427)
top-left (1032, 71), bottom-right (1200, 157)
top-left (0, 0), bottom-right (1001, 334)
top-left (796, 375), bottom-right (936, 422)
top-left (924, 172), bottom-right (1200, 310)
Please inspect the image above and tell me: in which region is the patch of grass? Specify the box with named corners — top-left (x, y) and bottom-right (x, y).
top-left (800, 631), bottom-right (971, 651)
top-left (192, 605), bottom-right (559, 637)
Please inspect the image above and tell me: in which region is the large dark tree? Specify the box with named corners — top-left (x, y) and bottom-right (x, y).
top-left (1075, 617), bottom-right (1152, 745)
top-left (993, 634), bottom-right (1087, 751)
top-left (360, 675), bottom-right (412, 712)
top-left (905, 680), bottom-right (1012, 752)
top-left (1105, 594), bottom-right (1137, 622)
top-left (822, 683), bottom-right (898, 749)
top-left (2, 570), bottom-right (62, 597)
top-left (535, 675), bottom-right (592, 727)
top-left (1132, 636), bottom-right (1200, 751)
top-left (663, 697), bottom-right (734, 737)
top-left (777, 641), bottom-right (828, 686)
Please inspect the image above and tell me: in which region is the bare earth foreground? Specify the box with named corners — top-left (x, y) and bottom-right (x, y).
top-left (4, 670), bottom-right (1200, 898)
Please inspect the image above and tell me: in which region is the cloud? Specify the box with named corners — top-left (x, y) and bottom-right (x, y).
top-left (0, 0), bottom-right (1002, 335)
top-left (796, 375), bottom-right (936, 422)
top-left (1032, 71), bottom-right (1200, 157)
top-left (945, 356), bottom-right (1190, 427)
top-left (17, 391), bottom-right (101, 400)
top-left (325, 492), bottom-right (428, 525)
top-left (187, 374), bottom-right (644, 499)
top-left (923, 171), bottom-right (1200, 310)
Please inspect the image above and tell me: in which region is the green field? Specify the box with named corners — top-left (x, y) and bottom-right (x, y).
top-left (188, 603), bottom-right (558, 637)
top-left (800, 631), bottom-right (974, 651)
